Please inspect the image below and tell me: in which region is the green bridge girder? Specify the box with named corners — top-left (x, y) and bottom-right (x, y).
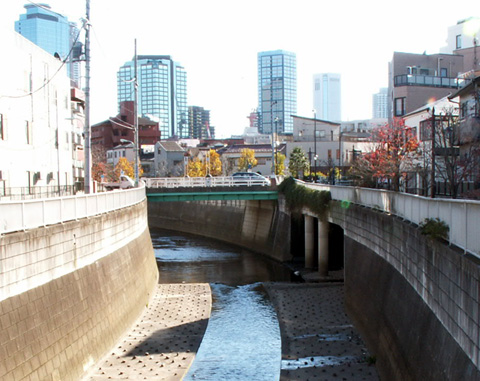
top-left (147, 190), bottom-right (278, 202)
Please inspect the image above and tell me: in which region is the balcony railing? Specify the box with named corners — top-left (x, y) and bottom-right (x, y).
top-left (394, 74), bottom-right (471, 89)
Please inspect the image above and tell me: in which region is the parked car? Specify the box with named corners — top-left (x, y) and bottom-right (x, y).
top-left (102, 175), bottom-right (135, 191)
top-left (231, 172), bottom-right (271, 186)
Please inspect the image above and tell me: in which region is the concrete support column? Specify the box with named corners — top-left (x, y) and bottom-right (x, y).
top-left (305, 215), bottom-right (315, 268)
top-left (318, 220), bottom-right (329, 276)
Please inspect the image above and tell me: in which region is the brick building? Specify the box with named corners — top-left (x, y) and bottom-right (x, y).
top-left (91, 101), bottom-right (161, 150)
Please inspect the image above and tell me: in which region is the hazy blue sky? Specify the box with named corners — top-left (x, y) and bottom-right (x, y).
top-left (2, 0), bottom-right (479, 137)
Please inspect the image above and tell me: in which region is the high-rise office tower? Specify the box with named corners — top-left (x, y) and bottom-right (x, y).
top-left (15, 3), bottom-right (82, 87)
top-left (188, 106), bottom-right (213, 139)
top-left (372, 88), bottom-right (388, 119)
top-left (258, 50), bottom-right (297, 135)
top-left (117, 55), bottom-right (188, 139)
top-left (313, 73), bottom-right (341, 122)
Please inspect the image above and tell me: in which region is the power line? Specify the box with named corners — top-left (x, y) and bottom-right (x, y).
top-left (108, 118), bottom-right (135, 130)
top-left (1, 20), bottom-right (85, 99)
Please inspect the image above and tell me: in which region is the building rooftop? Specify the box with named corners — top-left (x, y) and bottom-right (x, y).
top-left (157, 141), bottom-right (185, 152)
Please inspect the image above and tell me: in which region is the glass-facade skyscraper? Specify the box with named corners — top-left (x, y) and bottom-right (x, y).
top-left (313, 73), bottom-right (342, 122)
top-left (372, 88), bottom-right (388, 119)
top-left (15, 4), bottom-right (82, 86)
top-left (117, 55), bottom-right (188, 139)
top-left (258, 50), bottom-right (297, 135)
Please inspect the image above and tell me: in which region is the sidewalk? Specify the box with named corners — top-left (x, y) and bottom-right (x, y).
top-left (83, 283), bottom-right (211, 380)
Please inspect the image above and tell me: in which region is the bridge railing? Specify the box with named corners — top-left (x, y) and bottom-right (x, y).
top-left (143, 176), bottom-right (272, 188)
top-left (0, 184), bottom-right (146, 235)
top-left (305, 183), bottom-right (480, 257)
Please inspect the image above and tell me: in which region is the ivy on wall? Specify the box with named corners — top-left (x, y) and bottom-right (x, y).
top-left (278, 177), bottom-right (332, 217)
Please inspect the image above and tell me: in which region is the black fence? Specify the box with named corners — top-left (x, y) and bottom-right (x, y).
top-left (0, 183), bottom-right (84, 201)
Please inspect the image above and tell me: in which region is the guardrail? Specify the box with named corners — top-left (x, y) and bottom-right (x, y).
top-left (305, 182), bottom-right (480, 258)
top-left (143, 176), bottom-right (274, 188)
top-left (0, 184), bottom-right (146, 235)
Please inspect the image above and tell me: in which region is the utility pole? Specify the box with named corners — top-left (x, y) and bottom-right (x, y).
top-left (313, 111), bottom-right (317, 181)
top-left (270, 100), bottom-right (277, 177)
top-left (431, 107), bottom-right (436, 198)
top-left (134, 39), bottom-right (139, 187)
top-left (84, 0), bottom-right (91, 193)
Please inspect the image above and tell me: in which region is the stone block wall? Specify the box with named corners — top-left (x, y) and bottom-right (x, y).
top-left (328, 202), bottom-right (480, 380)
top-left (0, 201), bottom-right (158, 380)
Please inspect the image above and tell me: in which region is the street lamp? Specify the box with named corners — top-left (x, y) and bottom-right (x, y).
top-left (274, 117), bottom-right (279, 175)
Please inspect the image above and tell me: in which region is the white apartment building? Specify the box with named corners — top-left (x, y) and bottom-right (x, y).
top-left (341, 118), bottom-right (387, 133)
top-left (441, 17), bottom-right (480, 53)
top-left (0, 31), bottom-right (79, 197)
top-left (287, 116), bottom-right (371, 173)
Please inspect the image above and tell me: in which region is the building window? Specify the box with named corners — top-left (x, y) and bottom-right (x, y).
top-left (440, 68), bottom-right (447, 77)
top-left (394, 98), bottom-right (406, 116)
top-left (328, 149), bottom-right (332, 159)
top-left (420, 120), bottom-right (432, 141)
top-left (0, 171), bottom-right (5, 197)
top-left (460, 102), bottom-right (468, 119)
top-left (0, 114), bottom-right (3, 140)
top-left (456, 35), bottom-right (462, 49)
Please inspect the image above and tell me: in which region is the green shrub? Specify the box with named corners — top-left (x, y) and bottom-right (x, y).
top-left (278, 177), bottom-right (331, 216)
top-left (419, 218), bottom-right (449, 240)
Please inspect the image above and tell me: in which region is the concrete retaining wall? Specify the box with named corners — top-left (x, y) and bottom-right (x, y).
top-left (328, 202), bottom-right (480, 380)
top-left (148, 199), bottom-right (291, 262)
top-left (148, 195), bottom-right (480, 379)
top-left (0, 201), bottom-right (158, 380)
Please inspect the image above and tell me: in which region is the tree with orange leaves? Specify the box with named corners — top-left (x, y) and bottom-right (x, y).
top-left (350, 118), bottom-right (419, 191)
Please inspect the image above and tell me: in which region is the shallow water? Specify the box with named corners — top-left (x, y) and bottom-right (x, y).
top-left (151, 229), bottom-right (293, 380)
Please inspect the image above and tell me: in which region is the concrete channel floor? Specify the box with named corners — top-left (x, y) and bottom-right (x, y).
top-left (84, 278), bottom-right (378, 380)
top-left (264, 281), bottom-right (379, 381)
top-left (83, 283), bottom-right (211, 380)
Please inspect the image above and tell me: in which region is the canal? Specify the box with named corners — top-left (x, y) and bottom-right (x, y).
top-left (152, 228), bottom-right (296, 380)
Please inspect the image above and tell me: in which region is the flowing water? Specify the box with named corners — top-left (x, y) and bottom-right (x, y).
top-left (152, 229), bottom-right (295, 380)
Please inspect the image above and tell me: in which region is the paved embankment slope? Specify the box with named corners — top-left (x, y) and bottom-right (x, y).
top-left (84, 284), bottom-right (211, 380)
top-left (265, 282), bottom-right (379, 381)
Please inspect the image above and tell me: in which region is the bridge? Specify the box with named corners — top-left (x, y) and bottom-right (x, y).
top-left (1, 178), bottom-right (480, 380)
top-left (145, 176), bottom-right (480, 258)
top-left (145, 176), bottom-right (279, 202)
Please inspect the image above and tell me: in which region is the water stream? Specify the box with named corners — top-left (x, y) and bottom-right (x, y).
top-left (152, 229), bottom-right (294, 380)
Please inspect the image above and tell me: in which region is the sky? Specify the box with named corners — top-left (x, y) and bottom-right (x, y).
top-left (1, 0), bottom-right (479, 138)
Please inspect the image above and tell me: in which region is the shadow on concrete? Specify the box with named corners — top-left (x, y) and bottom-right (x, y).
top-left (123, 318), bottom-right (210, 357)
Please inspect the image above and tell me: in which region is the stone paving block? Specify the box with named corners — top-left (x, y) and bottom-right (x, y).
top-left (265, 282), bottom-right (379, 381)
top-left (84, 283), bottom-right (211, 380)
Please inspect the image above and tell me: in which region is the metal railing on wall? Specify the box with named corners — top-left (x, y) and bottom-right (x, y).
top-left (144, 176), bottom-right (275, 188)
top-left (305, 183), bottom-right (480, 258)
top-left (0, 184), bottom-right (84, 201)
top-left (0, 184), bottom-right (146, 235)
